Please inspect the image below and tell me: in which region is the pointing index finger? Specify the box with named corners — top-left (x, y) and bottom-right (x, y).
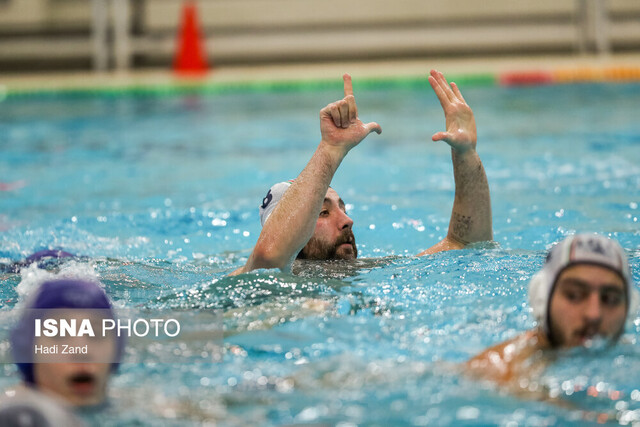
top-left (343, 73), bottom-right (354, 97)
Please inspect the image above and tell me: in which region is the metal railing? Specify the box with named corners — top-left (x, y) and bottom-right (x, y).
top-left (91, 0), bottom-right (131, 71)
top-left (93, 0), bottom-right (614, 72)
top-left (576, 0), bottom-right (610, 55)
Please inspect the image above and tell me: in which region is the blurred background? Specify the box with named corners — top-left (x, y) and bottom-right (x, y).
top-left (0, 0), bottom-right (639, 77)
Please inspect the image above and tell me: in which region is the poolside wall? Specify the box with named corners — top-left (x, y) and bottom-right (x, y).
top-left (1, 0), bottom-right (640, 72)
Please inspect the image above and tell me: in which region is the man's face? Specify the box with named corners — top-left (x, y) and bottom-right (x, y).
top-left (33, 361), bottom-right (112, 407)
top-left (548, 264), bottom-right (627, 348)
top-left (299, 188), bottom-right (357, 260)
top-left (32, 311), bottom-right (115, 406)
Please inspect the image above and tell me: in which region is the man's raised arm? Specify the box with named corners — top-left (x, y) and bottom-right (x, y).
top-left (419, 70), bottom-right (493, 256)
top-left (231, 74), bottom-right (381, 275)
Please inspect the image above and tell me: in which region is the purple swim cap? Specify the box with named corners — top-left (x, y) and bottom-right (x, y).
top-left (11, 278), bottom-right (124, 384)
top-left (5, 249), bottom-right (77, 274)
top-left (27, 278), bottom-right (112, 311)
top-left (24, 249), bottom-right (76, 265)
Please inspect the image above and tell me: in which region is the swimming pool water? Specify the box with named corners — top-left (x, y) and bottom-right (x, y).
top-left (1, 80), bottom-right (640, 425)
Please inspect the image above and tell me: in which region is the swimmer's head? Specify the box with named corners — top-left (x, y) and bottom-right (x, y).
top-left (259, 182), bottom-right (357, 260)
top-left (259, 181), bottom-right (293, 227)
top-left (11, 278), bottom-right (124, 406)
top-left (3, 249), bottom-right (77, 274)
top-left (24, 249), bottom-right (75, 265)
top-left (529, 234), bottom-right (638, 348)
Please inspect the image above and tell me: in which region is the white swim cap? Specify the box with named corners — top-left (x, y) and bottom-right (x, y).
top-left (529, 233), bottom-right (638, 338)
top-left (258, 181), bottom-right (292, 226)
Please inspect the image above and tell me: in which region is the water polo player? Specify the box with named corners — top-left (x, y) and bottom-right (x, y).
top-left (231, 70), bottom-right (492, 275)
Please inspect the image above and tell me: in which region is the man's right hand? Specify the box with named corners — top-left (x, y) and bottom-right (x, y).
top-left (230, 73), bottom-right (381, 276)
top-left (319, 74), bottom-right (382, 155)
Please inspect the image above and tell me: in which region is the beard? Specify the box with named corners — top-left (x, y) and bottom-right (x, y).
top-left (547, 317), bottom-right (624, 349)
top-left (298, 229), bottom-right (358, 260)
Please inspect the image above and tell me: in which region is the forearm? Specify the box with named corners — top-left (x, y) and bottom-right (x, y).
top-left (245, 142), bottom-right (347, 271)
top-left (419, 70), bottom-right (491, 256)
top-left (447, 147), bottom-right (492, 245)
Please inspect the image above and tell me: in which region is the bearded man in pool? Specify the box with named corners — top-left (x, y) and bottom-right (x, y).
top-left (467, 234), bottom-right (639, 389)
top-left (231, 70), bottom-right (492, 276)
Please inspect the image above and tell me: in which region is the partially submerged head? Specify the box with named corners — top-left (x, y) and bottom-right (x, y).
top-left (529, 234), bottom-right (638, 349)
top-left (259, 182), bottom-right (357, 260)
top-left (3, 249), bottom-right (77, 274)
top-left (11, 278), bottom-right (123, 407)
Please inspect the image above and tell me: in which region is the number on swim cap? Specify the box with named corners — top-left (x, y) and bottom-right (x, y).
top-left (261, 190), bottom-right (273, 209)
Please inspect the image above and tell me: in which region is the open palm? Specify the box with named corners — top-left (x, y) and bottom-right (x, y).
top-left (429, 69), bottom-right (477, 152)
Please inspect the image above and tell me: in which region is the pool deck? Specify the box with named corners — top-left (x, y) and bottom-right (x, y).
top-left (2, 53), bottom-right (640, 93)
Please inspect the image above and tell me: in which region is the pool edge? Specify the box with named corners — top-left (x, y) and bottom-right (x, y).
top-left (3, 55), bottom-right (640, 98)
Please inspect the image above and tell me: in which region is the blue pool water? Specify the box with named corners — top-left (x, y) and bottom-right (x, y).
top-left (1, 80), bottom-right (640, 425)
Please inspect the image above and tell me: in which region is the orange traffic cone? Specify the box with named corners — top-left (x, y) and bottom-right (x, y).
top-left (173, 1), bottom-right (209, 76)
